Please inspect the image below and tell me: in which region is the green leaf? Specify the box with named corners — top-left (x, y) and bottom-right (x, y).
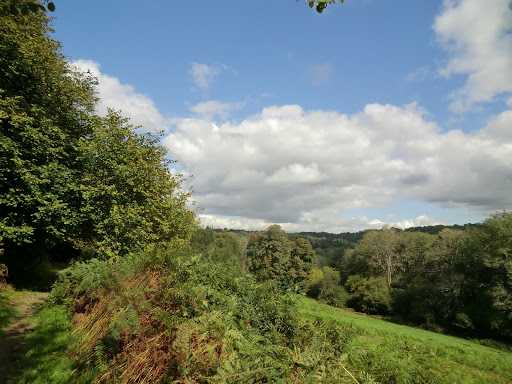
top-left (47, 2), bottom-right (55, 12)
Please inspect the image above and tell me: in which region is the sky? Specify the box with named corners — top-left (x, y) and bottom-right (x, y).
top-left (52, 0), bottom-right (512, 233)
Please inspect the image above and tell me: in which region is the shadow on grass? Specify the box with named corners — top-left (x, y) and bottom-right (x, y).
top-left (13, 305), bottom-right (78, 384)
top-left (0, 287), bottom-right (18, 330)
top-left (7, 261), bottom-right (66, 292)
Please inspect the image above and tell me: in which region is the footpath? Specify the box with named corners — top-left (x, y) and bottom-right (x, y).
top-left (0, 292), bottom-right (49, 384)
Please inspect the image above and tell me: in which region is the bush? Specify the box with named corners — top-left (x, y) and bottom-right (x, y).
top-left (306, 267), bottom-right (348, 307)
top-left (345, 275), bottom-right (392, 315)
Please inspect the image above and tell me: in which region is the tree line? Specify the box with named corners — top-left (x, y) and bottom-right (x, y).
top-left (193, 212), bottom-right (512, 344)
top-left (339, 212), bottom-right (512, 342)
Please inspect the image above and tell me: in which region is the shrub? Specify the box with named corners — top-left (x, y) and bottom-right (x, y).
top-left (345, 275), bottom-right (392, 315)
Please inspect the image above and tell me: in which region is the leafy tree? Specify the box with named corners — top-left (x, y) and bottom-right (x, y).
top-left (247, 225), bottom-right (315, 289)
top-left (424, 229), bottom-right (469, 317)
top-left (355, 227), bottom-right (404, 289)
top-left (0, 6), bottom-right (96, 265)
top-left (302, 0), bottom-right (345, 13)
top-left (289, 237), bottom-right (316, 286)
top-left (1, 0), bottom-right (55, 16)
top-left (190, 227), bottom-right (216, 255)
top-left (213, 231), bottom-right (245, 270)
top-left (306, 266), bottom-right (347, 306)
top-left (77, 110), bottom-right (197, 259)
top-left (247, 225), bottom-right (293, 284)
top-left (472, 212), bottom-right (512, 338)
top-left (1, 7), bottom-right (197, 271)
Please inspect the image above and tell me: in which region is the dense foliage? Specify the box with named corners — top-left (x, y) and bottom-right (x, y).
top-left (0, 6), bottom-right (95, 255)
top-left (50, 245), bottom-right (360, 383)
top-left (0, 4), bottom-right (196, 275)
top-left (337, 212), bottom-right (512, 341)
top-left (247, 225), bottom-right (315, 290)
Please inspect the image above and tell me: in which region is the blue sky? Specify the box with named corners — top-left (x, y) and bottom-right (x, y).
top-left (52, 0), bottom-right (512, 232)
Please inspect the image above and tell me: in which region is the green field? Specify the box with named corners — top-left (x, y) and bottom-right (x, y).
top-left (299, 297), bottom-right (512, 384)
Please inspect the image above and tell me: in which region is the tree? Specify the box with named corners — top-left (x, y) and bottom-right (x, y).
top-left (345, 274), bottom-right (392, 314)
top-left (1, 0), bottom-right (55, 16)
top-left (214, 231), bottom-right (244, 270)
top-left (78, 110), bottom-right (197, 259)
top-left (247, 225), bottom-right (293, 284)
top-left (306, 266), bottom-right (347, 306)
top-left (355, 227), bottom-right (404, 289)
top-left (289, 237), bottom-right (316, 286)
top-left (190, 227), bottom-right (216, 255)
top-left (247, 225), bottom-right (315, 289)
top-left (472, 212), bottom-right (512, 338)
top-left (1, 6), bottom-right (96, 265)
top-left (1, 7), bottom-right (197, 271)
top-left (398, 231), bottom-right (435, 287)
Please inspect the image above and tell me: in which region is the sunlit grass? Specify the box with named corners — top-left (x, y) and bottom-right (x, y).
top-left (298, 296), bottom-right (512, 383)
top-left (15, 305), bottom-right (79, 384)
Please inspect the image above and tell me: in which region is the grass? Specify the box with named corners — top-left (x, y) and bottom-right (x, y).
top-left (14, 304), bottom-right (79, 384)
top-left (298, 296), bottom-right (512, 383)
top-left (0, 285), bottom-right (20, 331)
top-left (1, 285), bottom-right (81, 384)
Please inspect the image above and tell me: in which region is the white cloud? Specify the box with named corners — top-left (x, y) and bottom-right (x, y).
top-left (433, 0), bottom-right (512, 113)
top-left (190, 100), bottom-right (246, 120)
top-left (189, 63), bottom-right (227, 91)
top-left (368, 215), bottom-right (441, 230)
top-left (198, 213), bottom-right (441, 233)
top-left (71, 60), bottom-right (167, 132)
top-left (312, 63), bottom-right (334, 85)
top-left (164, 102), bottom-right (512, 231)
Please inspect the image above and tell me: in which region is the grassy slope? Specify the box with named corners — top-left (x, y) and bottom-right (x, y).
top-left (299, 297), bottom-right (512, 384)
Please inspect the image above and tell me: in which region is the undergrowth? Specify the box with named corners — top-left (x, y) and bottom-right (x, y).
top-left (48, 246), bottom-right (512, 383)
top-left (50, 247), bottom-right (359, 383)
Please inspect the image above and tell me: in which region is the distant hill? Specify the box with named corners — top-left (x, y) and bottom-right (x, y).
top-left (211, 223), bottom-right (478, 250)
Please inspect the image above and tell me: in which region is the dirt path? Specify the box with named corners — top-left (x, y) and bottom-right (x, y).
top-left (0, 291), bottom-right (49, 383)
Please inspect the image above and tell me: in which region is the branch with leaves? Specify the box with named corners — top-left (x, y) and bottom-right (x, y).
top-left (302, 0), bottom-right (345, 13)
top-left (2, 0), bottom-right (55, 15)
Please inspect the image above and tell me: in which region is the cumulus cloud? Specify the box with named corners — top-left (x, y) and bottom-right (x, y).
top-left (71, 60), bottom-right (167, 132)
top-left (433, 0), bottom-right (512, 113)
top-left (189, 63), bottom-right (227, 91)
top-left (190, 100), bottom-right (246, 120)
top-left (164, 102), bottom-right (512, 231)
